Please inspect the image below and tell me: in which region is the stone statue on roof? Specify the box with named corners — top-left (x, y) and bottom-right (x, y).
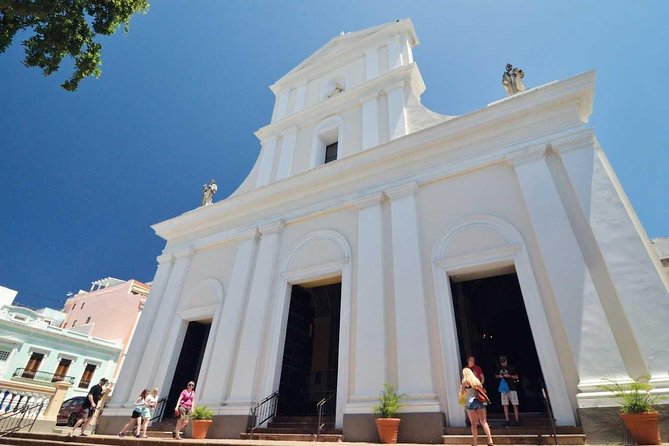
top-left (502, 64), bottom-right (525, 96)
top-left (201, 179), bottom-right (218, 206)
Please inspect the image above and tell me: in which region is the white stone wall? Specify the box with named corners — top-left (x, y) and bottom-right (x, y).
top-left (106, 21), bottom-right (669, 434)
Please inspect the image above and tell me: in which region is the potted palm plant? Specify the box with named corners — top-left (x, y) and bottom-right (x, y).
top-left (599, 376), bottom-right (664, 445)
top-left (373, 384), bottom-right (404, 444)
top-left (190, 406), bottom-right (214, 439)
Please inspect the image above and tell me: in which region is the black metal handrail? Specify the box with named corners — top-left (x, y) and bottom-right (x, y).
top-left (248, 392), bottom-right (279, 439)
top-left (316, 392), bottom-right (335, 441)
top-left (150, 398), bottom-right (167, 423)
top-left (12, 368), bottom-right (75, 385)
top-left (540, 384), bottom-right (558, 445)
top-left (0, 401), bottom-right (45, 437)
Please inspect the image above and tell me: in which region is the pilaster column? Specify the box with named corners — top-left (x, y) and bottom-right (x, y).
top-left (387, 35), bottom-right (402, 70)
top-left (399, 32), bottom-right (413, 65)
top-left (386, 81), bottom-right (407, 141)
top-left (551, 131), bottom-right (666, 377)
top-left (111, 252), bottom-right (177, 406)
top-left (197, 230), bottom-right (259, 407)
top-left (386, 183), bottom-right (436, 402)
top-left (351, 192), bottom-right (386, 402)
top-left (360, 93), bottom-right (379, 150)
top-left (144, 248), bottom-right (195, 394)
top-left (365, 48), bottom-right (380, 81)
top-left (275, 126), bottom-right (298, 181)
top-left (227, 221), bottom-right (284, 407)
top-left (275, 90), bottom-right (289, 120)
top-left (508, 144), bottom-right (612, 425)
top-left (294, 82), bottom-right (307, 113)
top-left (256, 136), bottom-right (278, 187)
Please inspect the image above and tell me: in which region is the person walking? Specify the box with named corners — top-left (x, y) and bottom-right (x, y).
top-left (68, 378), bottom-right (108, 437)
top-left (495, 355), bottom-right (520, 426)
top-left (118, 389), bottom-right (148, 438)
top-left (460, 368), bottom-right (494, 446)
top-left (140, 387), bottom-right (160, 438)
top-left (173, 381), bottom-right (195, 440)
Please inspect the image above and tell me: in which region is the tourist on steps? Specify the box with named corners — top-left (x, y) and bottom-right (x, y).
top-left (140, 387), bottom-right (160, 438)
top-left (68, 378), bottom-right (108, 437)
top-left (173, 381), bottom-right (195, 440)
top-left (118, 389), bottom-right (147, 437)
top-left (495, 355), bottom-right (520, 427)
top-left (460, 368), bottom-right (494, 446)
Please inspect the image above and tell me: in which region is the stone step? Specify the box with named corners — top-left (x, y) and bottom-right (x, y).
top-left (266, 421), bottom-right (336, 429)
top-left (248, 427), bottom-right (342, 434)
top-left (444, 426), bottom-right (584, 435)
top-left (0, 436), bottom-right (104, 446)
top-left (442, 433), bottom-right (586, 445)
top-left (272, 415), bottom-right (332, 423)
top-left (145, 430), bottom-right (177, 439)
top-left (239, 432), bottom-right (343, 442)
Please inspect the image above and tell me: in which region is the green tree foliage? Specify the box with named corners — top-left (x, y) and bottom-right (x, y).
top-left (0, 0), bottom-right (149, 91)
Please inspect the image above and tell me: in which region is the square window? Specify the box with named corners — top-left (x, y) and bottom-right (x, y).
top-left (0, 350), bottom-right (10, 361)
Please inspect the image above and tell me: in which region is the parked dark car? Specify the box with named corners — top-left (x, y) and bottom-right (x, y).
top-left (56, 396), bottom-right (87, 426)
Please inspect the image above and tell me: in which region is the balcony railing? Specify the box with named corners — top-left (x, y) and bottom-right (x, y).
top-left (12, 368), bottom-right (75, 385)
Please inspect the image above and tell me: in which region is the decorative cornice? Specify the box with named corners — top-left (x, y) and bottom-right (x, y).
top-left (156, 252), bottom-right (175, 265)
top-left (257, 63), bottom-right (419, 141)
top-left (259, 220), bottom-right (285, 235)
top-left (381, 79), bottom-right (407, 94)
top-left (548, 127), bottom-right (595, 155)
top-left (359, 91), bottom-right (380, 104)
top-left (280, 125), bottom-right (299, 136)
top-left (152, 73), bottom-right (596, 243)
top-left (354, 192), bottom-right (384, 209)
top-left (237, 227), bottom-right (260, 241)
top-left (385, 181), bottom-right (418, 200)
top-left (505, 144), bottom-right (547, 167)
top-left (173, 248), bottom-right (195, 260)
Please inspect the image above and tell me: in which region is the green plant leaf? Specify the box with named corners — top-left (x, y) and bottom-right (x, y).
top-left (373, 384), bottom-right (405, 418)
top-left (598, 376), bottom-right (665, 414)
top-left (190, 405), bottom-right (214, 420)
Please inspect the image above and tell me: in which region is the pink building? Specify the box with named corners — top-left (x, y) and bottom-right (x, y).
top-left (61, 277), bottom-right (150, 383)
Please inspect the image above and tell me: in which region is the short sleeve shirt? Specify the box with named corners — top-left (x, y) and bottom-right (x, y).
top-left (82, 384), bottom-right (103, 409)
top-left (496, 364), bottom-right (519, 391)
top-left (468, 365), bottom-right (484, 382)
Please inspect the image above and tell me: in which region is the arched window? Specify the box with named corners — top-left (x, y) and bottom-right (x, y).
top-left (310, 116), bottom-right (344, 168)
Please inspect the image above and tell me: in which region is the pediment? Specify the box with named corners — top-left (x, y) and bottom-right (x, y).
top-left (273, 19), bottom-right (416, 89)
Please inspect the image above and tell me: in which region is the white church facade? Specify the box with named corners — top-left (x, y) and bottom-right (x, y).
top-left (99, 20), bottom-right (669, 442)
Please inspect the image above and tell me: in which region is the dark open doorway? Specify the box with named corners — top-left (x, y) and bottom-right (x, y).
top-left (451, 272), bottom-right (546, 414)
top-left (165, 320), bottom-right (211, 418)
top-left (277, 281), bottom-right (341, 417)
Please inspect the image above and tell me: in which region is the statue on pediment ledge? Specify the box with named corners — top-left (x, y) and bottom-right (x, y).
top-left (201, 179), bottom-right (218, 206)
top-left (502, 64), bottom-right (525, 96)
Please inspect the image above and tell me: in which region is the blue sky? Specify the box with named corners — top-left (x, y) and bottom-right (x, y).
top-left (1, 1), bottom-right (667, 309)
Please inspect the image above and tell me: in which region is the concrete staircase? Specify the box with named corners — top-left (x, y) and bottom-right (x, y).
top-left (239, 415), bottom-right (343, 442)
top-left (442, 414), bottom-right (585, 445)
